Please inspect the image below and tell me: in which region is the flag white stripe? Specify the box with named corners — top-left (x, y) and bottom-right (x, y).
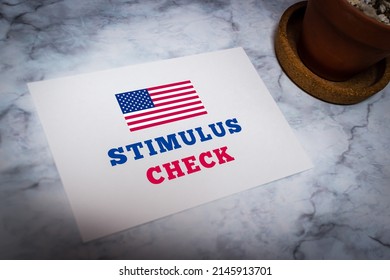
top-left (128, 107), bottom-right (207, 130)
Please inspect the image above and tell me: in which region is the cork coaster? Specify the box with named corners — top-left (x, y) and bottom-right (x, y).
top-left (274, 1), bottom-right (390, 105)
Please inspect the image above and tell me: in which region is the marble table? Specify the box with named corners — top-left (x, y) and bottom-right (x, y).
top-left (1, 0), bottom-right (389, 260)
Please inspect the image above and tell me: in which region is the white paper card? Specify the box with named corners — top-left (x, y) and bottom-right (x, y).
top-left (29, 47), bottom-right (312, 241)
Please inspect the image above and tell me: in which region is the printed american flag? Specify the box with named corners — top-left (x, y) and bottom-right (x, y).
top-left (115, 80), bottom-right (208, 132)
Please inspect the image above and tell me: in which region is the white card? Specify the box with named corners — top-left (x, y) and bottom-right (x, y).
top-left (29, 47), bottom-right (312, 241)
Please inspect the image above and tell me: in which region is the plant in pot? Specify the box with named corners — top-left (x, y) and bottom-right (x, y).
top-left (275, 0), bottom-right (390, 105)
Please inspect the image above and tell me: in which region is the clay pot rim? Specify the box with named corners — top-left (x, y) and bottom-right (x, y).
top-left (340, 0), bottom-right (390, 31)
top-left (312, 0), bottom-right (390, 49)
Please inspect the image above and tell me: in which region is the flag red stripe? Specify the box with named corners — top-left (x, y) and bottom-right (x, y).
top-left (149, 86), bottom-right (194, 96)
top-left (124, 100), bottom-right (202, 120)
top-left (147, 80), bottom-right (191, 91)
top-left (152, 90), bottom-right (196, 102)
top-left (129, 111), bottom-right (208, 132)
top-left (127, 106), bottom-right (206, 126)
top-left (155, 95), bottom-right (200, 107)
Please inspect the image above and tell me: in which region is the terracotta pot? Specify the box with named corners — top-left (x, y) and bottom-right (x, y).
top-left (298, 0), bottom-right (390, 81)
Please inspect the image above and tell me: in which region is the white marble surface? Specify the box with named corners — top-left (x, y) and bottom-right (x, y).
top-left (1, 0), bottom-right (389, 260)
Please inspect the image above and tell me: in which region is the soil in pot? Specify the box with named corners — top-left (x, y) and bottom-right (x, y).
top-left (348, 0), bottom-right (390, 25)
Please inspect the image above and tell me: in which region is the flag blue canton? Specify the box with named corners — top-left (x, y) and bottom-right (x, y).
top-left (115, 89), bottom-right (155, 114)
